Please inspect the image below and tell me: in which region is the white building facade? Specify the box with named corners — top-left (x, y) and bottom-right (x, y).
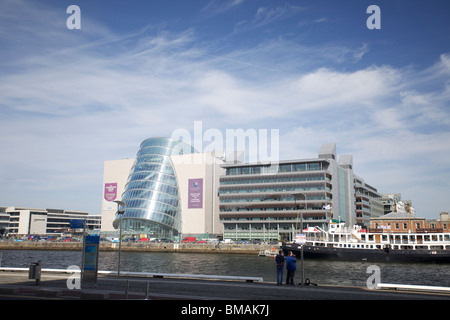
top-left (101, 137), bottom-right (225, 240)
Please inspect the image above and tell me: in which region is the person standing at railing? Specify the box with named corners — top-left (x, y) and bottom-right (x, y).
top-left (275, 250), bottom-right (284, 286)
top-left (286, 251), bottom-right (297, 285)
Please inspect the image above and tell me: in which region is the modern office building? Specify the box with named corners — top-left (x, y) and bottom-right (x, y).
top-left (354, 175), bottom-right (384, 226)
top-left (101, 137), bottom-right (225, 240)
top-left (381, 193), bottom-right (415, 216)
top-left (0, 206), bottom-right (101, 237)
top-left (218, 143), bottom-right (382, 241)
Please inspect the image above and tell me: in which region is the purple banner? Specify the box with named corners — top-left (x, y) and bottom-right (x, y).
top-left (188, 178), bottom-right (203, 209)
top-left (104, 183), bottom-right (117, 201)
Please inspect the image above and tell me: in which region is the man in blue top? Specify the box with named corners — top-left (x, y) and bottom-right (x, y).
top-left (286, 251), bottom-right (297, 285)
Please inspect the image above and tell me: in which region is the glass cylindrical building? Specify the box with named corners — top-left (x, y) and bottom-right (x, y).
top-left (113, 137), bottom-right (197, 239)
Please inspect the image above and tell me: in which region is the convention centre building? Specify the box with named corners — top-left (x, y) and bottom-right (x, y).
top-left (101, 138), bottom-right (384, 242)
top-left (101, 137), bottom-right (225, 240)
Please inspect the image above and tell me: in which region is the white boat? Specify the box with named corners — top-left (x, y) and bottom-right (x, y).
top-left (258, 248), bottom-right (278, 257)
top-left (282, 221), bottom-right (450, 262)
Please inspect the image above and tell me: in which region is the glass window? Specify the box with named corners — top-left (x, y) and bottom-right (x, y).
top-left (251, 166), bottom-right (261, 174)
top-left (293, 163), bottom-right (306, 171)
top-left (308, 162), bottom-right (321, 171)
top-left (279, 164), bottom-right (291, 172)
top-left (240, 167), bottom-right (250, 174)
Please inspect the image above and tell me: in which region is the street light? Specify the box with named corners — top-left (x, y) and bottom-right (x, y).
top-left (114, 200), bottom-right (126, 276)
top-left (291, 192), bottom-right (306, 285)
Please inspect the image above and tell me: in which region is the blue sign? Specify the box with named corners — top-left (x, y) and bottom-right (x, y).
top-left (70, 219), bottom-right (85, 229)
top-left (85, 235), bottom-right (100, 245)
top-left (83, 245), bottom-right (98, 270)
top-left (83, 235), bottom-right (100, 281)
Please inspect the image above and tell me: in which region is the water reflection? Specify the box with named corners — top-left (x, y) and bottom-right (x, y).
top-left (1, 250), bottom-right (450, 287)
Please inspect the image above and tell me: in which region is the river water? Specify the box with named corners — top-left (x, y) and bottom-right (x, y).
top-left (1, 250), bottom-right (450, 288)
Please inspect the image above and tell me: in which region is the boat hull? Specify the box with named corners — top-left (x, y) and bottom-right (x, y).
top-left (282, 242), bottom-right (450, 263)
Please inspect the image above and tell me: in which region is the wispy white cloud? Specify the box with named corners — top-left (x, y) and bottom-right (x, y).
top-left (233, 4), bottom-right (304, 33)
top-left (201, 0), bottom-right (244, 17)
top-left (0, 1), bottom-right (449, 216)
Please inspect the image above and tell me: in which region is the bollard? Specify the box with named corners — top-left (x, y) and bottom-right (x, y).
top-left (28, 261), bottom-right (42, 285)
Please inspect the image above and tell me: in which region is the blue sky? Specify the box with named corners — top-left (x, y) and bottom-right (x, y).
top-left (1, 0), bottom-right (449, 218)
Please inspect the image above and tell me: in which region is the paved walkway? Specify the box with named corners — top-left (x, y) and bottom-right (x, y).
top-left (1, 270), bottom-right (449, 301)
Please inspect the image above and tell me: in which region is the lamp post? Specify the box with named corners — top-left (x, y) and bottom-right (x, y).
top-left (291, 192), bottom-right (306, 285)
top-left (114, 200), bottom-right (126, 277)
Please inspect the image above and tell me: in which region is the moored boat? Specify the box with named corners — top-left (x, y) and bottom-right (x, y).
top-left (282, 221), bottom-right (450, 263)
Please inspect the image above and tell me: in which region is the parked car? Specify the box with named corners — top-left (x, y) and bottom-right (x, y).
top-left (182, 237), bottom-right (197, 243)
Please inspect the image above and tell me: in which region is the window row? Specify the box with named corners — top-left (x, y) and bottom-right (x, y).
top-left (220, 185), bottom-right (330, 195)
top-left (122, 189), bottom-right (180, 207)
top-left (137, 146), bottom-right (179, 158)
top-left (135, 154), bottom-right (172, 166)
top-left (220, 194), bottom-right (330, 203)
top-left (122, 218), bottom-right (180, 237)
top-left (220, 205), bottom-right (329, 212)
top-left (124, 199), bottom-right (179, 215)
top-left (125, 180), bottom-right (179, 197)
top-left (140, 138), bottom-right (196, 154)
top-left (220, 175), bottom-right (329, 185)
top-left (127, 171), bottom-right (178, 187)
top-left (123, 209), bottom-right (181, 230)
top-left (226, 162), bottom-right (327, 176)
top-left (130, 162), bottom-right (175, 176)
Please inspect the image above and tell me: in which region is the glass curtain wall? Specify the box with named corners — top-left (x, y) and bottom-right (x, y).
top-left (113, 137), bottom-right (196, 239)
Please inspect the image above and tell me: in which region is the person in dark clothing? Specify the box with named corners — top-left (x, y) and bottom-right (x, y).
top-left (286, 251), bottom-right (297, 285)
top-left (275, 250), bottom-right (284, 285)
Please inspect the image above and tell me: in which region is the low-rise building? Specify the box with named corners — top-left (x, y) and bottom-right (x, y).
top-left (370, 211), bottom-right (450, 233)
top-left (0, 206), bottom-right (101, 237)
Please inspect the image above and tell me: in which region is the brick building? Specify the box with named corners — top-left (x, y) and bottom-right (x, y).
top-left (370, 211), bottom-right (449, 233)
